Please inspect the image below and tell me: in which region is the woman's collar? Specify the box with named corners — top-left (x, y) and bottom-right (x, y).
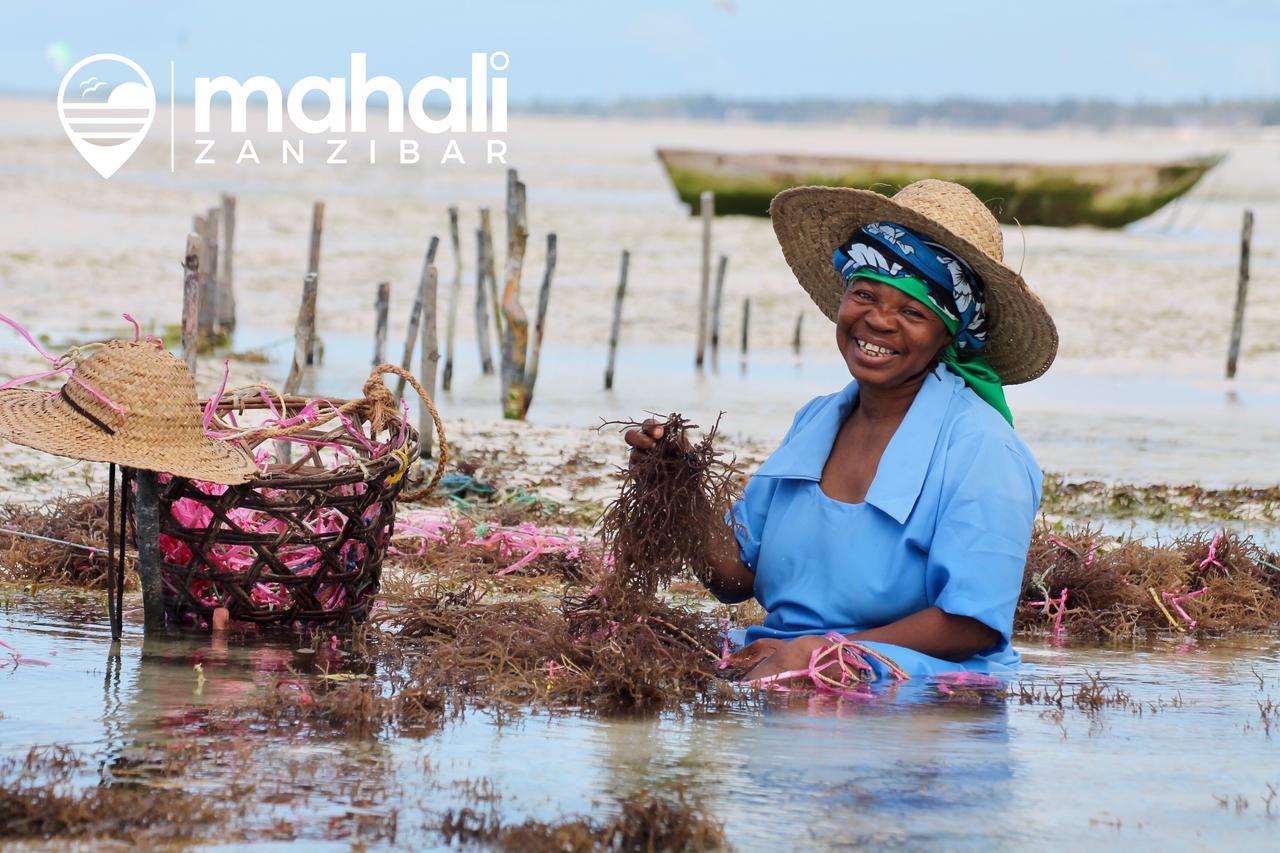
top-left (752, 366), bottom-right (958, 523)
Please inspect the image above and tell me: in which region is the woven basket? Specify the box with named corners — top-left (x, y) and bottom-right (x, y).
top-left (154, 378), bottom-right (436, 627)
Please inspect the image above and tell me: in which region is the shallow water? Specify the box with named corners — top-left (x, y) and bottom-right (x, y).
top-left (2, 599), bottom-right (1277, 850)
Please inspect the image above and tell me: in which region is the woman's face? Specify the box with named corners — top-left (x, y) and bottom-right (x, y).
top-left (836, 277), bottom-right (951, 388)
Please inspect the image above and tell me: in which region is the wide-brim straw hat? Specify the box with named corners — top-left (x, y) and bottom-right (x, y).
top-left (0, 340), bottom-right (256, 484)
top-left (771, 179), bottom-right (1058, 384)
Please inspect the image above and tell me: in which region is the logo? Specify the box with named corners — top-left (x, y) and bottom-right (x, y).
top-left (56, 52), bottom-right (508, 176)
top-left (57, 53), bottom-right (156, 179)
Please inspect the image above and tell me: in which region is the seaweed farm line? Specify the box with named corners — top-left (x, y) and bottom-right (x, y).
top-left (2, 600), bottom-right (1278, 849)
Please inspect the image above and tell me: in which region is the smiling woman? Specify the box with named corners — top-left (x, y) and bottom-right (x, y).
top-left (627, 179), bottom-right (1058, 685)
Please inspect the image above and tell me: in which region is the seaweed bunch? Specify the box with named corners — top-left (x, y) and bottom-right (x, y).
top-left (598, 413), bottom-right (741, 609)
top-left (0, 495), bottom-right (123, 586)
top-left (1017, 524), bottom-right (1280, 640)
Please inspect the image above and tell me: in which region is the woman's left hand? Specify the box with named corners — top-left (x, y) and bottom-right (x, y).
top-left (729, 635), bottom-right (830, 681)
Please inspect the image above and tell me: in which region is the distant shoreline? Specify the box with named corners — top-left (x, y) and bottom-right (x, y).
top-left (4, 89), bottom-right (1278, 129)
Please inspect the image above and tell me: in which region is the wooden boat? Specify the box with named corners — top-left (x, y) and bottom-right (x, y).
top-left (656, 148), bottom-right (1222, 228)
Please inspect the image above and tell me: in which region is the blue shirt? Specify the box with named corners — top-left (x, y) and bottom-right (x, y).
top-left (731, 366), bottom-right (1042, 677)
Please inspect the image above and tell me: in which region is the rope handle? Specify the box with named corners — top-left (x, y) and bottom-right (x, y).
top-left (379, 364), bottom-right (448, 502)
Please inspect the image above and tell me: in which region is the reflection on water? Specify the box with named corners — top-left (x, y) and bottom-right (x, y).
top-left (2, 600), bottom-right (1277, 849)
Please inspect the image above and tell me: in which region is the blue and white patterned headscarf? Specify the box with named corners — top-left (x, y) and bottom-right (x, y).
top-left (835, 222), bottom-right (989, 353)
top-left (834, 222), bottom-right (1012, 425)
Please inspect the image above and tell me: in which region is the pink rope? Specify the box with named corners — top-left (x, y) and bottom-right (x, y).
top-left (68, 371), bottom-right (126, 416)
top-left (0, 313), bottom-right (125, 416)
top-left (202, 360), bottom-right (232, 433)
top-left (1026, 587), bottom-right (1069, 638)
top-left (747, 635), bottom-right (909, 699)
top-left (1199, 532), bottom-right (1227, 574)
top-left (933, 672), bottom-right (1004, 696)
top-left (0, 313), bottom-right (59, 364)
top-left (1046, 535), bottom-right (1095, 565)
top-left (0, 638), bottom-right (51, 669)
top-left (1162, 586), bottom-right (1209, 630)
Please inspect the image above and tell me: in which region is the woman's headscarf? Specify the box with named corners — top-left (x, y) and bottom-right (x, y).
top-left (833, 222), bottom-right (1013, 425)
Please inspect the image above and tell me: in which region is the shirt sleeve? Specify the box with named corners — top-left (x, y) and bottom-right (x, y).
top-left (926, 431), bottom-right (1041, 645)
top-left (727, 395), bottom-right (826, 572)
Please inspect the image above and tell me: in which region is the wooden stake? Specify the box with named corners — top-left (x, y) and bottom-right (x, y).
top-left (305, 201), bottom-right (325, 365)
top-left (605, 250), bottom-right (629, 390)
top-left (480, 207), bottom-right (502, 347)
top-left (499, 170), bottom-right (530, 419)
top-left (710, 253), bottom-right (728, 358)
top-left (192, 214), bottom-right (211, 345)
top-left (373, 281), bottom-right (390, 365)
top-left (695, 190), bottom-right (714, 367)
top-left (133, 469), bottom-right (166, 631)
top-left (792, 313), bottom-right (803, 355)
top-left (443, 206), bottom-right (462, 391)
top-left (740, 297), bottom-right (750, 359)
top-left (284, 272), bottom-right (318, 395)
top-left (1226, 209), bottom-right (1255, 379)
top-left (474, 226), bottom-right (495, 374)
top-left (394, 236), bottom-right (440, 401)
top-left (219, 193), bottom-right (237, 333)
top-left (524, 233), bottom-right (556, 412)
top-left (419, 264), bottom-right (439, 457)
top-left (181, 232), bottom-right (201, 374)
top-left (203, 208), bottom-right (221, 345)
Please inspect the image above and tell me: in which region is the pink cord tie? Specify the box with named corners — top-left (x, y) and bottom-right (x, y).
top-left (1199, 532), bottom-right (1227, 575)
top-left (747, 632), bottom-right (909, 699)
top-left (1161, 586), bottom-right (1209, 630)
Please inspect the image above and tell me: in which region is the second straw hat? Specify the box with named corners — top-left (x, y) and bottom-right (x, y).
top-left (0, 340), bottom-right (257, 484)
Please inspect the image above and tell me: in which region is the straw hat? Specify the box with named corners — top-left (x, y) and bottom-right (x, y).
top-left (770, 179), bottom-right (1058, 384)
top-left (0, 340), bottom-right (256, 484)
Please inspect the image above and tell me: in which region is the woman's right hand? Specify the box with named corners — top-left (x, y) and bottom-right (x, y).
top-left (622, 418), bottom-right (685, 465)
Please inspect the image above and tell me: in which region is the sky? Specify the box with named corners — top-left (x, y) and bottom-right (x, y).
top-left (3, 0), bottom-right (1277, 103)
